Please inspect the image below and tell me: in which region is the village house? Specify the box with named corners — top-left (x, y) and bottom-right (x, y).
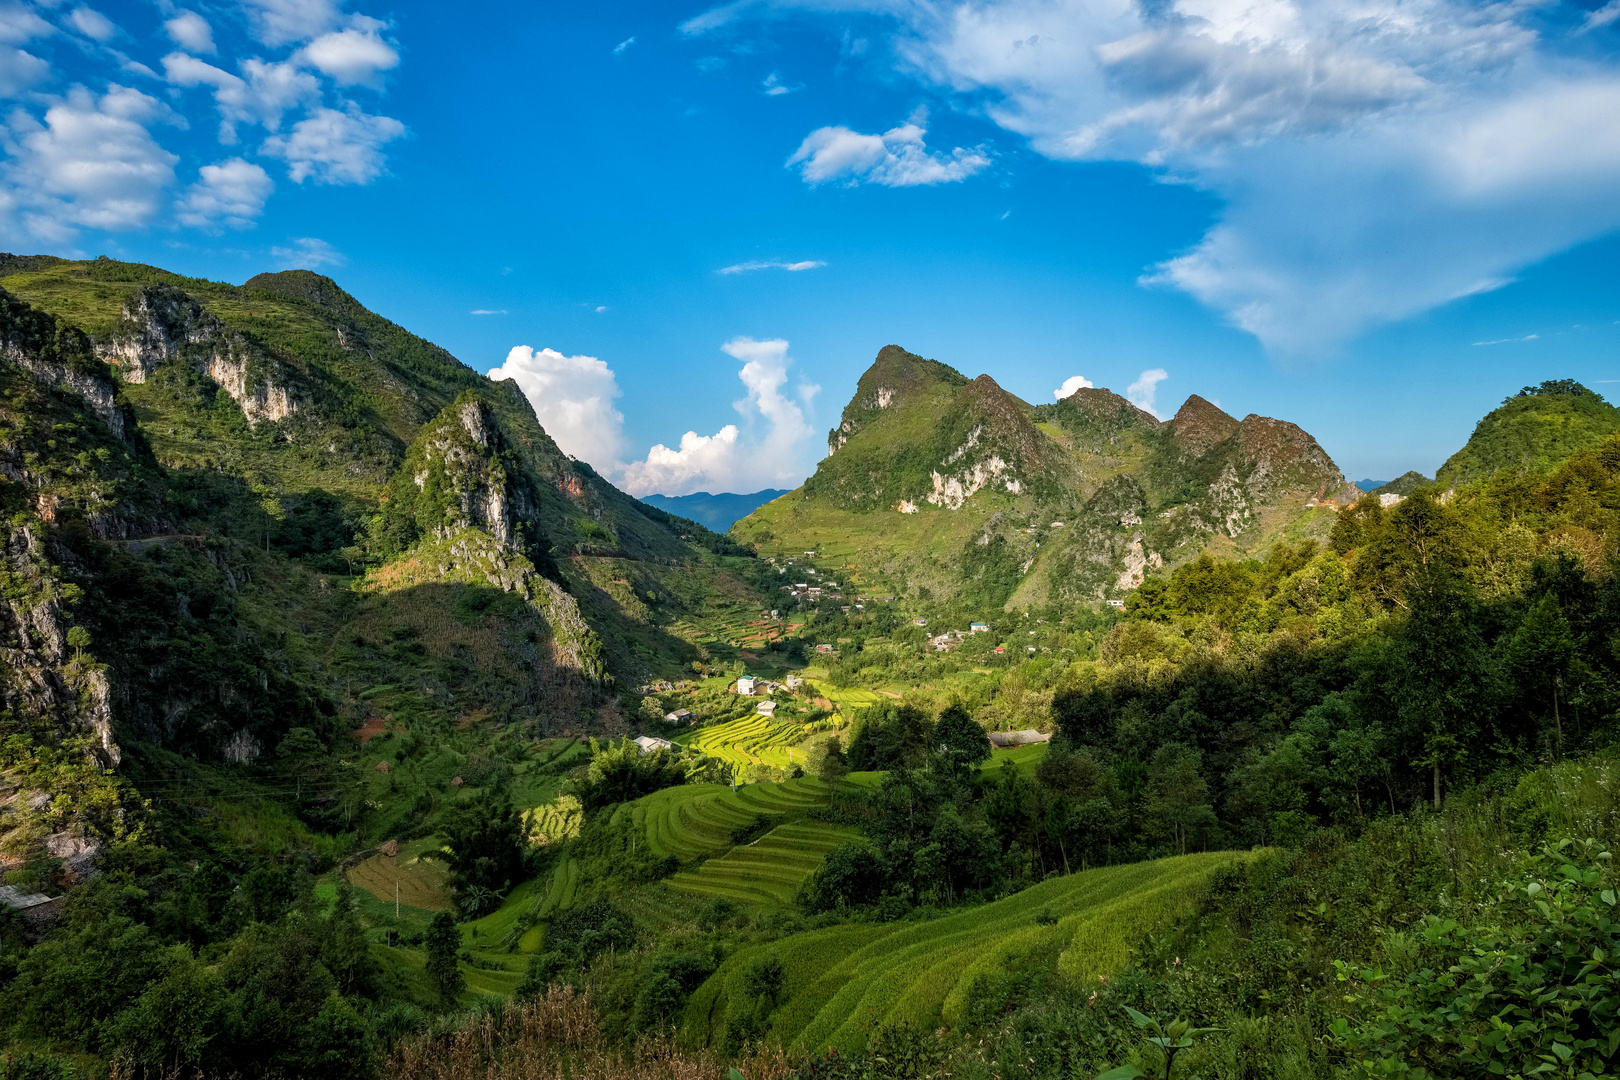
top-left (970, 622), bottom-right (990, 633)
top-left (633, 735), bottom-right (675, 754)
top-left (755, 700), bottom-right (777, 717)
top-left (736, 676), bottom-right (757, 695)
top-left (663, 709), bottom-right (694, 725)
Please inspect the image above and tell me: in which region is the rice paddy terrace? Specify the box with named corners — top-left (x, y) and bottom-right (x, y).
top-left (679, 715), bottom-right (814, 770)
top-left (680, 851), bottom-right (1247, 1053)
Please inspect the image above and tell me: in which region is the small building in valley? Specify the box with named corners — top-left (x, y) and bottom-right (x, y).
top-left (989, 730), bottom-right (1051, 748)
top-left (756, 700), bottom-right (778, 717)
top-left (736, 676), bottom-right (757, 695)
top-left (633, 735), bottom-right (676, 754)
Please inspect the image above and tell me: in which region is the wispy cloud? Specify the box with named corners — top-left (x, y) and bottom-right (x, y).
top-left (470, 308), bottom-right (506, 315)
top-left (717, 259), bottom-right (826, 275)
top-left (613, 36), bottom-right (635, 55)
top-left (1473, 334), bottom-right (1540, 346)
top-left (762, 72), bottom-right (802, 96)
top-left (271, 236), bottom-right (344, 269)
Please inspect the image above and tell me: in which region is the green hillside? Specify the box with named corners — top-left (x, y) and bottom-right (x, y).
top-left (1436, 379), bottom-right (1620, 488)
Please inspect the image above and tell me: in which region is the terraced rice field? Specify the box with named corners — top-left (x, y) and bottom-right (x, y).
top-left (681, 850), bottom-right (1245, 1052)
top-left (666, 820), bottom-right (864, 905)
top-left (628, 776), bottom-right (837, 862)
top-left (681, 715), bottom-right (812, 769)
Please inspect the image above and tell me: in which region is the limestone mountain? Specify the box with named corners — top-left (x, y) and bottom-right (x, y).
top-left (1436, 380), bottom-right (1620, 489)
top-left (0, 255), bottom-right (769, 798)
top-left (735, 345), bottom-right (1357, 609)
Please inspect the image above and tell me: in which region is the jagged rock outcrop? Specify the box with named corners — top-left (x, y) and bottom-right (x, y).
top-left (0, 522), bottom-right (119, 766)
top-left (0, 288), bottom-right (126, 440)
top-left (107, 284), bottom-right (296, 425)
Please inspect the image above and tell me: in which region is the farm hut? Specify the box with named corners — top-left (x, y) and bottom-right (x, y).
top-left (988, 730), bottom-right (1051, 748)
top-left (970, 622), bottom-right (990, 633)
top-left (755, 701), bottom-right (777, 717)
top-left (633, 735), bottom-right (676, 754)
top-left (664, 709), bottom-right (694, 724)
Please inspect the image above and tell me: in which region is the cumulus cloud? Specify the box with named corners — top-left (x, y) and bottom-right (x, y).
top-left (243, 0), bottom-right (341, 46)
top-left (717, 259), bottom-right (825, 274)
top-left (488, 346), bottom-right (626, 471)
top-left (1054, 375), bottom-right (1092, 400)
top-left (271, 236), bottom-right (343, 268)
top-left (163, 53), bottom-right (320, 141)
top-left (0, 47), bottom-right (49, 98)
top-left (300, 17), bottom-right (399, 87)
top-left (788, 114), bottom-right (989, 186)
top-left (67, 7), bottom-right (116, 42)
top-left (712, 0), bottom-right (1620, 354)
top-left (175, 157), bottom-right (273, 229)
top-left (261, 104), bottom-right (405, 183)
top-left (1127, 369), bottom-right (1169, 418)
top-left (165, 10), bottom-right (215, 54)
top-left (1, 85), bottom-right (178, 243)
top-left (619, 337), bottom-right (820, 496)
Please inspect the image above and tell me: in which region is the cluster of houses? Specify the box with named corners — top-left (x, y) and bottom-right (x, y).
top-left (928, 621), bottom-right (992, 652)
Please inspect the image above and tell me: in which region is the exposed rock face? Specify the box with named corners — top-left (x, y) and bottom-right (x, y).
top-left (0, 287), bottom-right (126, 440)
top-left (107, 284), bottom-right (296, 425)
top-left (0, 522), bottom-right (119, 767)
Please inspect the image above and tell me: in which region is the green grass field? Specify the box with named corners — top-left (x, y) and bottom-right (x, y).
top-left (680, 851), bottom-right (1243, 1053)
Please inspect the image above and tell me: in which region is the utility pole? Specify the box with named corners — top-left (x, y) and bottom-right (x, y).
top-left (395, 880), bottom-right (400, 919)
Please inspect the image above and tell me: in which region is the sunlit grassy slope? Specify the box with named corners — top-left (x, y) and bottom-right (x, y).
top-left (681, 851), bottom-right (1244, 1053)
top-left (680, 715), bottom-right (812, 769)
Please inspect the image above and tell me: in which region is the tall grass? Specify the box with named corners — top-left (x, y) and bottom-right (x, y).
top-left (386, 987), bottom-right (792, 1080)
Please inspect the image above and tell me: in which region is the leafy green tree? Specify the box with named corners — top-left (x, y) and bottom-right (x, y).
top-left (801, 843), bottom-right (887, 911)
top-left (1147, 743), bottom-right (1214, 855)
top-left (933, 704), bottom-right (991, 771)
top-left (423, 911), bottom-right (464, 1004)
top-left (741, 954), bottom-right (785, 1006)
top-left (847, 702), bottom-right (934, 771)
top-left (815, 734), bottom-right (849, 804)
top-left (568, 739), bottom-right (687, 812)
top-left (1503, 592), bottom-right (1582, 757)
top-left (109, 948), bottom-right (223, 1072)
top-left (434, 788), bottom-right (526, 911)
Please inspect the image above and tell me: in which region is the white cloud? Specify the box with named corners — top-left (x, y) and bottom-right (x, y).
top-left (271, 236), bottom-right (344, 268)
top-left (1127, 369), bottom-right (1169, 418)
top-left (300, 17), bottom-right (399, 87)
top-left (614, 36), bottom-right (635, 54)
top-left (261, 104), bottom-right (405, 183)
top-left (762, 72), bottom-right (802, 95)
top-left (67, 7), bottom-right (115, 42)
top-left (243, 0), bottom-right (340, 46)
top-left (1054, 375), bottom-right (1092, 400)
top-left (163, 53), bottom-right (320, 141)
top-left (619, 337), bottom-right (820, 496)
top-left (165, 10), bottom-right (215, 54)
top-left (471, 308), bottom-right (506, 315)
top-left (0, 47), bottom-right (50, 97)
top-left (1473, 334), bottom-right (1539, 347)
top-left (622, 427), bottom-right (742, 496)
top-left (488, 346), bottom-right (626, 471)
top-left (0, 5), bottom-right (51, 44)
top-left (720, 0), bottom-right (1620, 355)
top-left (788, 114), bottom-right (989, 186)
top-left (1, 85), bottom-right (178, 242)
top-left (175, 157), bottom-right (273, 229)
top-left (717, 259), bottom-right (825, 274)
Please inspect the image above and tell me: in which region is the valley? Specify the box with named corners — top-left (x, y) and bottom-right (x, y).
top-left (1, 257), bottom-right (1619, 1080)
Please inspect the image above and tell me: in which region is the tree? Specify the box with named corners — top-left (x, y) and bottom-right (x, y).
top-left (423, 911), bottom-right (464, 1004)
top-left (740, 954), bottom-right (785, 1006)
top-left (1147, 743), bottom-right (1213, 855)
top-left (1503, 593), bottom-right (1582, 758)
top-left (815, 734), bottom-right (849, 804)
top-left (434, 788), bottom-right (526, 909)
top-left (847, 702), bottom-right (933, 771)
top-left (933, 704), bottom-right (991, 771)
top-left (800, 843), bottom-right (886, 911)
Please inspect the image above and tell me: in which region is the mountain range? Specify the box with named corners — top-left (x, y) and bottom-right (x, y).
top-left (637, 490), bottom-right (789, 532)
top-left (732, 345), bottom-right (1362, 610)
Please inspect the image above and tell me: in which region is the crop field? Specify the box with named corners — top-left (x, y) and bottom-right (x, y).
top-left (680, 850), bottom-right (1244, 1052)
top-left (345, 838), bottom-right (453, 911)
top-left (666, 820), bottom-right (864, 905)
top-left (680, 715), bottom-right (812, 769)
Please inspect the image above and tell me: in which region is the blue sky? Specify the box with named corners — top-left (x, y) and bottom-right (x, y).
top-left (3, 0), bottom-right (1619, 493)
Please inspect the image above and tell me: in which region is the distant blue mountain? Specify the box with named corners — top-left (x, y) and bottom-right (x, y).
top-left (1355, 479), bottom-right (1389, 491)
top-left (638, 490), bottom-right (790, 533)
